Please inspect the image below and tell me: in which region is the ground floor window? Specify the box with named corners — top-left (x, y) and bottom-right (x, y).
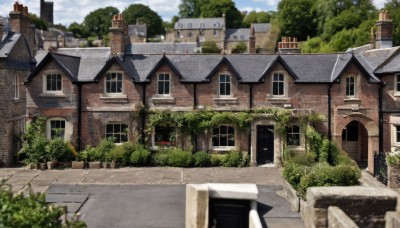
top-left (154, 126), bottom-right (176, 147)
top-left (396, 125), bottom-right (400, 143)
top-left (47, 118), bottom-right (66, 139)
top-left (212, 125), bottom-right (235, 147)
top-left (106, 123), bottom-right (128, 143)
top-left (286, 125), bottom-right (300, 146)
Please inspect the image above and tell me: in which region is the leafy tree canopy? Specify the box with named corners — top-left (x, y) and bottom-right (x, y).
top-left (28, 13), bottom-right (48, 30)
top-left (385, 0), bottom-right (400, 46)
top-left (83, 6), bottom-right (119, 39)
top-left (123, 4), bottom-right (165, 37)
top-left (201, 40), bottom-right (221, 53)
top-left (178, 0), bottom-right (206, 18)
top-left (242, 11), bottom-right (271, 28)
top-left (200, 0), bottom-right (243, 28)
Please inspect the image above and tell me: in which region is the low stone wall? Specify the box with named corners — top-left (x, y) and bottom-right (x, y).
top-left (388, 165), bottom-right (400, 188)
top-left (279, 180), bottom-right (301, 212)
top-left (303, 186), bottom-right (398, 228)
top-left (328, 206), bottom-right (358, 228)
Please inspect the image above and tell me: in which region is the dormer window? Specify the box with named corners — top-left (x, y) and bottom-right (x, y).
top-left (44, 73), bottom-right (62, 94)
top-left (200, 23), bottom-right (205, 28)
top-left (272, 73), bottom-right (285, 96)
top-left (346, 76), bottom-right (356, 97)
top-left (188, 23), bottom-right (192, 28)
top-left (219, 74), bottom-right (231, 96)
top-left (105, 73), bottom-right (123, 95)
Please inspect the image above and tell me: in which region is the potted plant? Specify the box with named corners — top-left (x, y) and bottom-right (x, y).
top-left (107, 145), bottom-right (125, 169)
top-left (72, 146), bottom-right (90, 169)
top-left (87, 147), bottom-right (102, 169)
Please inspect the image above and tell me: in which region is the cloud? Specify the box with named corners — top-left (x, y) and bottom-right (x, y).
top-left (251, 0), bottom-right (280, 7)
top-left (239, 7), bottom-right (266, 13)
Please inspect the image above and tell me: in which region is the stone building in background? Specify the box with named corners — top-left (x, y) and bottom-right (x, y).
top-left (40, 0), bottom-right (53, 25)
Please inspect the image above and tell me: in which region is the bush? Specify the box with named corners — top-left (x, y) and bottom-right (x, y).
top-left (193, 151), bottom-right (210, 167)
top-left (46, 138), bottom-right (72, 162)
top-left (283, 162), bottom-right (312, 190)
top-left (78, 146), bottom-right (100, 162)
top-left (210, 154), bottom-right (226, 166)
top-left (107, 145), bottom-right (125, 163)
top-left (288, 152), bottom-right (316, 166)
top-left (240, 153), bottom-right (250, 167)
top-left (130, 144), bottom-right (151, 166)
top-left (97, 138), bottom-right (116, 161)
top-left (166, 148), bottom-right (193, 167)
top-left (222, 151), bottom-right (242, 167)
top-left (120, 142), bottom-right (135, 166)
top-left (152, 151), bottom-right (169, 166)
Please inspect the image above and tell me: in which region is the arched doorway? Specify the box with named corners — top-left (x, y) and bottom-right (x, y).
top-left (341, 121), bottom-right (368, 161)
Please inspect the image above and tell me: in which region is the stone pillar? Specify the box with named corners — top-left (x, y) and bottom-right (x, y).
top-left (387, 165), bottom-right (400, 188)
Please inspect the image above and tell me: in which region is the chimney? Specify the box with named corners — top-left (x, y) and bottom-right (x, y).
top-left (278, 36), bottom-right (301, 54)
top-left (375, 10), bottom-right (392, 49)
top-left (109, 13), bottom-right (128, 55)
top-left (248, 23), bottom-right (256, 54)
top-left (370, 27), bottom-right (376, 49)
top-left (9, 2), bottom-right (35, 55)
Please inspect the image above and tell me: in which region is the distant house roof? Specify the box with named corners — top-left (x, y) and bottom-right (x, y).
top-left (128, 24), bottom-right (147, 37)
top-left (252, 23), bottom-right (271, 33)
top-left (226, 29), bottom-right (250, 41)
top-left (174, 18), bottom-right (225, 30)
top-left (125, 43), bottom-right (197, 55)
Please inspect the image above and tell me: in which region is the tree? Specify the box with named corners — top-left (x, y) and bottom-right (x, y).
top-left (201, 40), bottom-right (221, 53)
top-left (178, 0), bottom-right (206, 18)
top-left (28, 13), bottom-right (48, 30)
top-left (385, 0), bottom-right (400, 46)
top-left (200, 0), bottom-right (243, 28)
top-left (68, 22), bottom-right (85, 38)
top-left (231, 42), bottom-right (247, 53)
top-left (242, 11), bottom-right (271, 28)
top-left (83, 6), bottom-right (119, 39)
top-left (123, 4), bottom-right (165, 37)
top-left (277, 0), bottom-right (318, 40)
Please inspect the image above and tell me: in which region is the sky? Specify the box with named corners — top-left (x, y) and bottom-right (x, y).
top-left (0, 0), bottom-right (388, 27)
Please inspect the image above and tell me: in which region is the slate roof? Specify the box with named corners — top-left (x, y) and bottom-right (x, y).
top-left (125, 43), bottom-right (197, 54)
top-left (225, 55), bottom-right (277, 83)
top-left (226, 29), bottom-right (250, 41)
top-left (358, 47), bottom-right (399, 70)
top-left (0, 32), bottom-right (20, 58)
top-left (253, 23), bottom-right (271, 33)
top-left (174, 18), bottom-right (225, 30)
top-left (128, 25), bottom-right (147, 37)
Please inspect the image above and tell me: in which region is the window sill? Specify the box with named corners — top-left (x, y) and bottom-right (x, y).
top-left (152, 97), bottom-right (176, 104)
top-left (214, 97), bottom-right (238, 104)
top-left (100, 95), bottom-right (128, 103)
top-left (212, 146), bottom-right (236, 152)
top-left (39, 93), bottom-right (66, 98)
top-left (344, 98), bottom-right (361, 102)
top-left (266, 97), bottom-right (290, 102)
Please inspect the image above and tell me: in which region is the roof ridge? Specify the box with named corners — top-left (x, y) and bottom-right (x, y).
top-left (51, 52), bottom-right (81, 59)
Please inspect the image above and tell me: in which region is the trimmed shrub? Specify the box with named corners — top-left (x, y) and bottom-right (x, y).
top-left (240, 153), bottom-right (250, 167)
top-left (166, 148), bottom-right (193, 167)
top-left (46, 138), bottom-right (72, 162)
top-left (97, 138), bottom-right (116, 161)
top-left (210, 154), bottom-right (226, 167)
top-left (107, 145), bottom-right (125, 163)
top-left (222, 151), bottom-right (242, 167)
top-left (289, 152), bottom-right (317, 166)
top-left (152, 151), bottom-right (169, 166)
top-left (130, 144), bottom-right (151, 166)
top-left (193, 151), bottom-right (211, 167)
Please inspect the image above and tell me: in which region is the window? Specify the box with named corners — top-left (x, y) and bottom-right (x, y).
top-left (272, 73), bottom-right (285, 96)
top-left (213, 29), bottom-right (218, 37)
top-left (105, 73), bottom-right (123, 94)
top-left (233, 35), bottom-right (237, 39)
top-left (154, 126), bottom-right (176, 147)
top-left (346, 76), bottom-right (356, 97)
top-left (396, 126), bottom-right (400, 143)
top-left (395, 74), bottom-right (400, 94)
top-left (50, 119), bottom-right (65, 139)
top-left (188, 31), bottom-right (192, 37)
top-left (200, 23), bottom-right (205, 28)
top-left (13, 75), bottom-right (19, 99)
top-left (46, 74), bottom-right (62, 93)
top-left (158, 73), bottom-right (170, 95)
top-left (106, 123), bottom-right (128, 143)
top-left (287, 125), bottom-right (300, 146)
top-left (212, 125), bottom-right (235, 147)
top-left (219, 74), bottom-right (231, 96)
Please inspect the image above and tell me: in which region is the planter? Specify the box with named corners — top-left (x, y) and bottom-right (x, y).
top-left (47, 161), bottom-right (57, 170)
top-left (102, 162), bottom-right (110, 169)
top-left (29, 163), bottom-right (39, 169)
top-left (39, 162), bottom-right (47, 170)
top-left (88, 161), bottom-right (101, 169)
top-left (110, 161), bottom-right (120, 169)
top-left (71, 161), bottom-right (86, 169)
top-left (59, 162), bottom-right (72, 168)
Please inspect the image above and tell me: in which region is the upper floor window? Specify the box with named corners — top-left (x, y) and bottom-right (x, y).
top-left (272, 73), bottom-right (285, 96)
top-left (212, 125), bottom-right (235, 147)
top-left (219, 74), bottom-right (231, 96)
top-left (45, 74), bottom-right (62, 93)
top-left (106, 123), bottom-right (128, 144)
top-left (105, 73), bottom-right (123, 94)
top-left (47, 118), bottom-right (65, 139)
top-left (346, 76), bottom-right (356, 97)
top-left (395, 74), bottom-right (400, 94)
top-left (13, 75), bottom-right (19, 99)
top-left (287, 125), bottom-right (300, 146)
top-left (213, 29), bottom-right (218, 37)
top-left (158, 73), bottom-right (170, 95)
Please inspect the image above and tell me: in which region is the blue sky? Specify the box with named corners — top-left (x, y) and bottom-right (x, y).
top-left (0, 0), bottom-right (387, 27)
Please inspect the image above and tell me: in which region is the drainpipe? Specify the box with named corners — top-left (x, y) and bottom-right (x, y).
top-left (379, 83), bottom-right (384, 154)
top-left (328, 83), bottom-right (333, 165)
top-left (141, 84), bottom-right (146, 144)
top-left (249, 84), bottom-right (253, 109)
top-left (77, 83), bottom-right (82, 152)
top-left (193, 83), bottom-right (198, 151)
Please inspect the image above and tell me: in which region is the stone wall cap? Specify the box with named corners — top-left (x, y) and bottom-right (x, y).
top-left (307, 186), bottom-right (398, 200)
top-left (207, 183), bottom-right (258, 200)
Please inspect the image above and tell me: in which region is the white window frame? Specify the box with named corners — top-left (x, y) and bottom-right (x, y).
top-left (13, 75), bottom-right (19, 99)
top-left (157, 73), bottom-right (171, 96)
top-left (105, 123), bottom-right (128, 144)
top-left (104, 72), bottom-right (123, 96)
top-left (287, 125), bottom-right (301, 146)
top-left (346, 76), bottom-right (356, 98)
top-left (211, 125), bottom-right (235, 150)
top-left (43, 73), bottom-right (63, 94)
top-left (47, 117), bottom-right (66, 140)
top-left (219, 74), bottom-right (231, 97)
top-left (395, 74), bottom-right (400, 95)
top-left (272, 72), bottom-right (286, 97)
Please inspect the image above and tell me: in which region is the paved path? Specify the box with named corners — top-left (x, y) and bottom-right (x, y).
top-left (0, 167), bottom-right (284, 193)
